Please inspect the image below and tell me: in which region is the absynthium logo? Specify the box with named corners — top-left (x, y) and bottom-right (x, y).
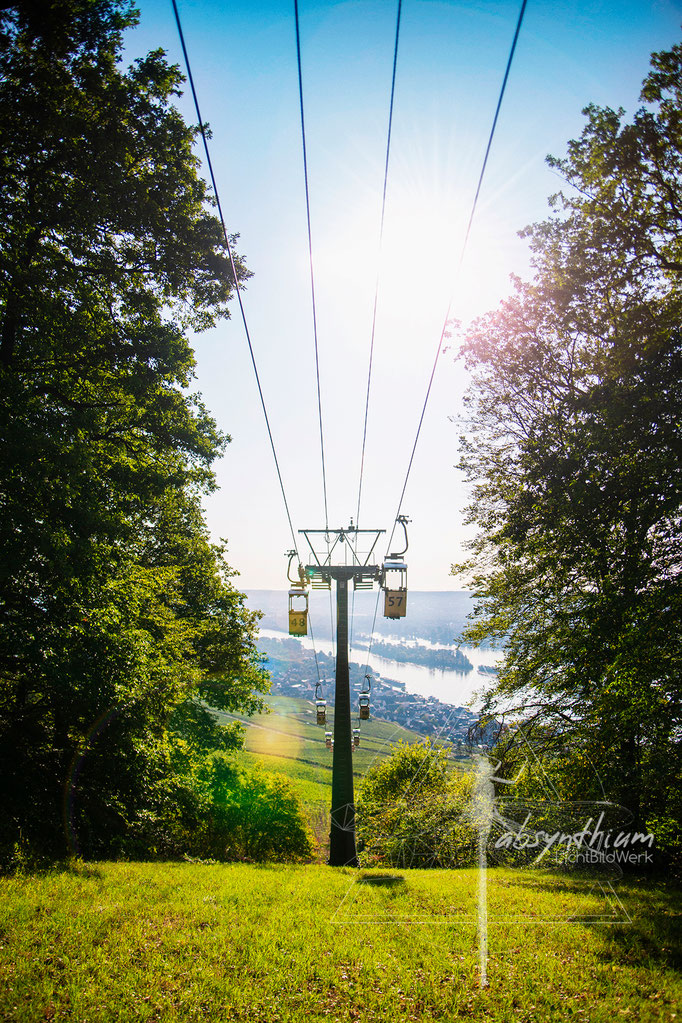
top-left (332, 719), bottom-right (640, 960)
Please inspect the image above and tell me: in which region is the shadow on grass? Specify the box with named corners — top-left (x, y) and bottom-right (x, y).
top-left (602, 916), bottom-right (682, 972)
top-left (358, 873), bottom-right (406, 887)
top-left (501, 869), bottom-right (682, 973)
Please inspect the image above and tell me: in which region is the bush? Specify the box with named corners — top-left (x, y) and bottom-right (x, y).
top-left (143, 752), bottom-right (313, 863)
top-left (356, 741), bottom-right (476, 868)
top-left (207, 756), bottom-right (313, 862)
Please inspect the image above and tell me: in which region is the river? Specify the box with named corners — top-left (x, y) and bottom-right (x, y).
top-left (259, 628), bottom-right (501, 707)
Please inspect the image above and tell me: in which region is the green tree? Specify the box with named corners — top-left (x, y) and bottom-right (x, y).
top-left (356, 741), bottom-right (475, 868)
top-left (453, 42), bottom-right (682, 862)
top-left (207, 757), bottom-right (313, 862)
top-left (0, 1), bottom-right (267, 862)
top-left (120, 749), bottom-right (313, 863)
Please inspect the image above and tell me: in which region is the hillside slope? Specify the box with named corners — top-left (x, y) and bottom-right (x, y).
top-left (217, 693), bottom-right (430, 854)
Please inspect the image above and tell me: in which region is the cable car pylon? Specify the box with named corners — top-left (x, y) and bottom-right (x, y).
top-left (294, 519), bottom-right (409, 867)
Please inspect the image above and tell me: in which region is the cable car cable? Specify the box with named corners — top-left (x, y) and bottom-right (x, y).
top-left (294, 0), bottom-right (336, 651)
top-left (294, 0), bottom-right (330, 533)
top-left (354, 0), bottom-right (403, 533)
top-left (171, 0), bottom-right (300, 557)
top-left (361, 591), bottom-right (381, 680)
top-left (364, 0), bottom-right (528, 674)
top-left (307, 613), bottom-right (324, 686)
top-left (348, 0), bottom-right (403, 656)
top-left (172, 0), bottom-right (332, 685)
top-left (384, 0), bottom-right (528, 556)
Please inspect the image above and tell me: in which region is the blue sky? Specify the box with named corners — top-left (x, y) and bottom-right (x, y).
top-left (128, 0), bottom-right (682, 591)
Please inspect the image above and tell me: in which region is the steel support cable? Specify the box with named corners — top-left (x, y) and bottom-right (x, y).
top-left (364, 0), bottom-right (528, 678)
top-left (355, 0), bottom-right (403, 532)
top-left (171, 0), bottom-right (300, 558)
top-left (294, 0), bottom-right (330, 532)
top-left (307, 613), bottom-right (323, 686)
top-left (293, 0), bottom-right (337, 654)
top-left (349, 0), bottom-right (403, 659)
top-left (171, 0), bottom-right (328, 685)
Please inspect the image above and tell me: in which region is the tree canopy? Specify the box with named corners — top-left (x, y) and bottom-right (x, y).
top-left (356, 741), bottom-right (475, 868)
top-left (0, 0), bottom-right (273, 863)
top-left (453, 42), bottom-right (682, 865)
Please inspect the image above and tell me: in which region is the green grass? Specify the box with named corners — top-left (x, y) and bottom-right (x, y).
top-left (219, 694), bottom-right (430, 856)
top-left (0, 862), bottom-right (680, 1021)
top-left (219, 694), bottom-right (473, 857)
top-left (221, 693), bottom-right (425, 767)
top-left (219, 694), bottom-right (428, 805)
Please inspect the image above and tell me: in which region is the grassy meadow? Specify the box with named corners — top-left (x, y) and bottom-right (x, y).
top-left (3, 698), bottom-right (679, 1021)
top-left (218, 694), bottom-right (427, 854)
top-left (220, 693), bottom-right (427, 785)
top-left (1, 861), bottom-right (680, 1022)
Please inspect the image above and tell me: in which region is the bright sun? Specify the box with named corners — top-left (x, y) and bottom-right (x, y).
top-left (311, 179), bottom-right (520, 362)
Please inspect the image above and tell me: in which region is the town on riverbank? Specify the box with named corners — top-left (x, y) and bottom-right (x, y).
top-left (260, 634), bottom-right (488, 745)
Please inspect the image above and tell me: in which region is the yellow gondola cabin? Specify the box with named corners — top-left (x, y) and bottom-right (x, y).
top-left (288, 586), bottom-right (308, 636)
top-left (382, 558), bottom-right (407, 619)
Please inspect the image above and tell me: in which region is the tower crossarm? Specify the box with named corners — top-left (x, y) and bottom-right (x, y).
top-left (300, 525), bottom-right (385, 570)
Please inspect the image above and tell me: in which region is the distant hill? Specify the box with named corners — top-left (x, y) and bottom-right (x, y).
top-left (246, 589), bottom-right (477, 646)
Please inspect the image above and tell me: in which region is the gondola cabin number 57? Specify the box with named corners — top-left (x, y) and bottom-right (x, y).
top-left (384, 589), bottom-right (406, 618)
top-left (382, 556), bottom-right (408, 619)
